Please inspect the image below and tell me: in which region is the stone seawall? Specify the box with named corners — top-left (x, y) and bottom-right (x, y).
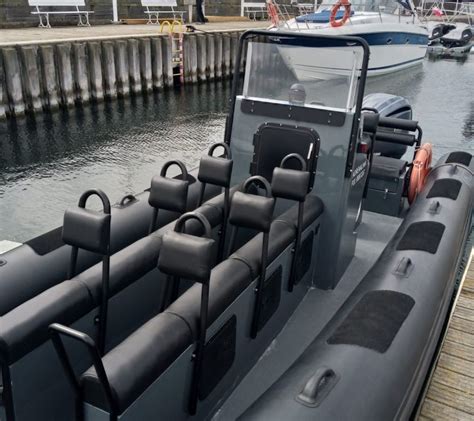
top-left (0, 31), bottom-right (244, 119)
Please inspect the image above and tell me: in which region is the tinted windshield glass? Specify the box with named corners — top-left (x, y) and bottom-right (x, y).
top-left (241, 35), bottom-right (365, 111)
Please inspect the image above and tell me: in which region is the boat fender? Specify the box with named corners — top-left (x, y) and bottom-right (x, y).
top-left (408, 143), bottom-right (432, 204)
top-left (330, 0), bottom-right (351, 28)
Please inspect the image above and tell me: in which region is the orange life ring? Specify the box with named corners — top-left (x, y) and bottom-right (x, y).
top-left (330, 0), bottom-right (351, 28)
top-left (408, 143), bottom-right (433, 204)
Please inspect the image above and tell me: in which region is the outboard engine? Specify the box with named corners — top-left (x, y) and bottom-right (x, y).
top-left (430, 23), bottom-right (456, 41)
top-left (440, 26), bottom-right (473, 48)
top-left (362, 93), bottom-right (412, 159)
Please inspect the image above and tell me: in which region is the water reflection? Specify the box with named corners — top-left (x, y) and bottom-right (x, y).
top-left (0, 58), bottom-right (473, 242)
top-left (0, 81), bottom-right (232, 241)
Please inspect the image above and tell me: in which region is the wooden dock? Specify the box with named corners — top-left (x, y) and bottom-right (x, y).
top-left (418, 249), bottom-right (474, 420)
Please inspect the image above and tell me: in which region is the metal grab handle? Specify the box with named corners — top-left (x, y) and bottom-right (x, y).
top-left (48, 323), bottom-right (119, 418)
top-left (119, 194), bottom-right (137, 207)
top-left (160, 160), bottom-right (188, 180)
top-left (78, 189), bottom-right (111, 214)
top-left (208, 142), bottom-right (232, 159)
top-left (281, 153), bottom-right (307, 171)
top-left (243, 175), bottom-right (272, 197)
top-left (174, 212), bottom-right (212, 238)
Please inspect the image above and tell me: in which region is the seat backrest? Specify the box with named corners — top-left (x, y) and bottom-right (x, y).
top-left (141, 0), bottom-right (178, 6)
top-left (29, 0), bottom-right (86, 6)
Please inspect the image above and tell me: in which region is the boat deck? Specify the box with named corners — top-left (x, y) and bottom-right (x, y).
top-left (418, 249), bottom-right (474, 420)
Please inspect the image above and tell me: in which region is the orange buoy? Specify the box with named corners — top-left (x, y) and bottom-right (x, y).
top-left (330, 0), bottom-right (351, 28)
top-left (408, 143), bottom-right (433, 204)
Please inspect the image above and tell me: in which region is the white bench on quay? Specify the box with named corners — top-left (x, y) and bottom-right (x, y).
top-left (29, 0), bottom-right (93, 28)
top-left (241, 1), bottom-right (268, 20)
top-left (141, 0), bottom-right (185, 24)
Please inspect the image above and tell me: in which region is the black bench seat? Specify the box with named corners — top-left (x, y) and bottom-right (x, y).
top-left (0, 280), bottom-right (92, 364)
top-left (80, 195), bottom-right (324, 414)
top-left (81, 312), bottom-right (192, 414)
top-left (0, 194), bottom-right (224, 367)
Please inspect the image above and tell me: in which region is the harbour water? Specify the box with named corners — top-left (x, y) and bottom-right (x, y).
top-left (0, 57), bottom-right (473, 242)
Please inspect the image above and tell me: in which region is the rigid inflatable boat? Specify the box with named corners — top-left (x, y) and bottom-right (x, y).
top-left (0, 31), bottom-right (472, 421)
top-left (427, 23), bottom-right (473, 59)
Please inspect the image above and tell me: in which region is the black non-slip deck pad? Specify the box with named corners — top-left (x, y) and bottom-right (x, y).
top-left (257, 266), bottom-right (283, 333)
top-left (199, 315), bottom-right (236, 400)
top-left (396, 221), bottom-right (445, 254)
top-left (426, 179), bottom-right (462, 201)
top-left (446, 151), bottom-right (472, 167)
top-left (327, 291), bottom-right (415, 353)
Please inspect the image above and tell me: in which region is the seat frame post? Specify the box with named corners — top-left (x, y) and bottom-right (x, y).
top-left (65, 189), bottom-right (111, 356)
top-left (250, 231), bottom-right (270, 338)
top-left (188, 280), bottom-right (209, 415)
top-left (218, 187), bottom-right (230, 262)
top-left (1, 364), bottom-right (15, 421)
top-left (157, 212), bottom-right (214, 415)
top-left (98, 254), bottom-right (110, 355)
top-left (288, 201), bottom-right (304, 292)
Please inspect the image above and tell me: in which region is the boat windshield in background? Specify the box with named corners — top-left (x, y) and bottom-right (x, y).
top-left (242, 36), bottom-right (365, 111)
top-left (313, 0), bottom-right (414, 15)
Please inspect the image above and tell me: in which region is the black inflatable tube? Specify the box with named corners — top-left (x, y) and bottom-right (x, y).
top-left (241, 154), bottom-right (473, 420)
top-left (0, 175), bottom-right (221, 317)
top-left (378, 116), bottom-right (419, 132)
top-left (375, 129), bottom-right (417, 146)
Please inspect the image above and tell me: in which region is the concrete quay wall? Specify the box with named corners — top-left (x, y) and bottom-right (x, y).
top-left (0, 31), bottom-right (243, 119)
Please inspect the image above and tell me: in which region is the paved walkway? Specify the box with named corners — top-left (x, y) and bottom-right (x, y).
top-left (0, 21), bottom-right (267, 47)
top-left (418, 249), bottom-right (474, 420)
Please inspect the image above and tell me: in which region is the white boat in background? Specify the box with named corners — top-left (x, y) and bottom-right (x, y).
top-left (270, 0), bottom-right (429, 77)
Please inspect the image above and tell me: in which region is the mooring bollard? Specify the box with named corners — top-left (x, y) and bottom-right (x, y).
top-left (20, 46), bottom-right (42, 113)
top-left (206, 34), bottom-right (215, 81)
top-left (115, 40), bottom-right (130, 97)
top-left (196, 34), bottom-right (207, 83)
top-left (223, 34), bottom-right (231, 78)
top-left (102, 41), bottom-right (117, 99)
top-left (161, 35), bottom-right (174, 88)
top-left (0, 54), bottom-right (6, 119)
top-left (215, 34), bottom-right (223, 79)
top-left (56, 43), bottom-right (75, 107)
top-left (39, 45), bottom-right (60, 110)
top-left (230, 32), bottom-right (239, 76)
top-left (73, 43), bottom-right (90, 104)
top-left (128, 39), bottom-right (141, 94)
top-left (151, 37), bottom-right (163, 90)
top-left (3, 48), bottom-right (25, 116)
top-left (184, 34), bottom-right (198, 84)
top-left (139, 38), bottom-right (153, 92)
top-left (87, 42), bottom-right (104, 101)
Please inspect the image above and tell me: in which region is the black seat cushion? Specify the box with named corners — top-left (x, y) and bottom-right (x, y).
top-left (371, 156), bottom-right (407, 180)
top-left (81, 312), bottom-right (192, 414)
top-left (79, 202), bottom-right (223, 304)
top-left (0, 281), bottom-right (93, 364)
top-left (166, 195), bottom-right (324, 339)
top-left (165, 259), bottom-right (252, 339)
top-left (275, 195), bottom-right (323, 233)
